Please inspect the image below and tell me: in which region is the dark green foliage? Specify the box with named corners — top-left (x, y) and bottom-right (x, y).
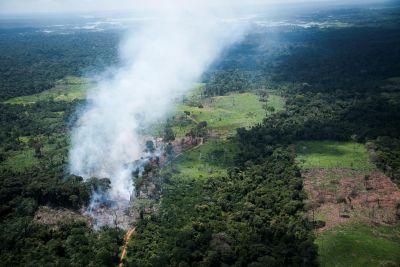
top-left (0, 26), bottom-right (125, 263)
top-left (86, 177), bottom-right (112, 192)
top-left (369, 137), bottom-right (400, 185)
top-left (146, 140), bottom-right (156, 153)
top-left (126, 149), bottom-right (318, 267)
top-left (0, 100), bottom-right (80, 147)
top-left (235, 85), bottom-right (400, 167)
top-left (205, 12), bottom-right (400, 98)
top-left (165, 143), bottom-right (174, 158)
top-left (273, 27), bottom-right (400, 93)
top-left (0, 220), bottom-right (124, 267)
top-left (205, 70), bottom-right (251, 96)
top-left (163, 125), bottom-right (176, 142)
top-left (0, 29), bottom-right (119, 100)
top-left (0, 154), bottom-right (123, 266)
top-left (0, 99), bottom-right (123, 266)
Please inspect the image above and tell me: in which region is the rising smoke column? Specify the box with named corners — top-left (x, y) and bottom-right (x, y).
top-left (69, 1), bottom-right (246, 201)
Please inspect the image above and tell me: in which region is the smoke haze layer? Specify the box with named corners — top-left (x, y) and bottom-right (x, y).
top-left (68, 1), bottom-right (246, 200)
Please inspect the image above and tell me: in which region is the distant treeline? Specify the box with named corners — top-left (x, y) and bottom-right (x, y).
top-left (0, 29), bottom-right (120, 100)
top-left (205, 23), bottom-right (400, 184)
top-left (205, 26), bottom-right (400, 96)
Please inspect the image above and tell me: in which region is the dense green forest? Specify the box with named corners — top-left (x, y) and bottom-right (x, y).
top-left (0, 29), bottom-right (120, 100)
top-left (0, 99), bottom-right (126, 266)
top-left (1, 6), bottom-right (400, 267)
top-left (126, 149), bottom-right (317, 266)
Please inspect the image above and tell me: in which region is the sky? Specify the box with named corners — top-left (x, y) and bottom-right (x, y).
top-left (0, 0), bottom-right (392, 15)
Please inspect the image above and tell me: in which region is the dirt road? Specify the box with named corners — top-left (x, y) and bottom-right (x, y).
top-left (118, 228), bottom-right (136, 267)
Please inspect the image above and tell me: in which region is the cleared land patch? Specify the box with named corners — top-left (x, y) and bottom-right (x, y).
top-left (4, 76), bottom-right (91, 104)
top-left (297, 141), bottom-right (400, 267)
top-left (304, 169), bottom-right (400, 231)
top-left (163, 90), bottom-right (282, 181)
top-left (1, 132), bottom-right (69, 172)
top-left (172, 92), bottom-right (283, 138)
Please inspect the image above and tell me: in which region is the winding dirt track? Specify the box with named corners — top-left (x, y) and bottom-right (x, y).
top-left (119, 228), bottom-right (136, 267)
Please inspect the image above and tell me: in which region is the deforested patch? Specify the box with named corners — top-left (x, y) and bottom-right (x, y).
top-left (304, 168), bottom-right (400, 232)
top-left (34, 206), bottom-right (90, 227)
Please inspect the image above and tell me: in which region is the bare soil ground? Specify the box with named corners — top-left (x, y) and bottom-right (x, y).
top-left (304, 168), bottom-right (400, 232)
top-left (34, 206), bottom-right (90, 227)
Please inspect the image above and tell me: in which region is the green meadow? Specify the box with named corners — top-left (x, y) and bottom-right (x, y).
top-left (296, 141), bottom-right (375, 171)
top-left (173, 92), bottom-right (284, 138)
top-left (316, 223), bottom-right (400, 267)
top-left (164, 89), bottom-right (284, 181)
top-left (4, 76), bottom-right (91, 105)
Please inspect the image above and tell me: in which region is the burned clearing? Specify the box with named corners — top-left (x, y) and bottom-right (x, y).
top-left (297, 141), bottom-right (400, 266)
top-left (304, 168), bottom-right (400, 231)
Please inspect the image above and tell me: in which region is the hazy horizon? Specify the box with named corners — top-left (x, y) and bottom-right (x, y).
top-left (0, 0), bottom-right (395, 15)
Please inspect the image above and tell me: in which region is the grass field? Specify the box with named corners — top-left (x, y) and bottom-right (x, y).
top-left (0, 132), bottom-right (69, 172)
top-left (4, 76), bottom-right (91, 104)
top-left (316, 223), bottom-right (400, 267)
top-left (296, 141), bottom-right (375, 171)
top-left (164, 90), bottom-right (284, 180)
top-left (162, 140), bottom-right (236, 180)
top-left (172, 92), bottom-right (284, 138)
top-left (2, 149), bottom-right (40, 171)
top-left (266, 94), bottom-right (285, 114)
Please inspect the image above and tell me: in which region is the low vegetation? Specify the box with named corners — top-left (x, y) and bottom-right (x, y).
top-left (316, 223), bottom-right (400, 267)
top-left (4, 76), bottom-right (91, 105)
top-left (161, 140), bottom-right (236, 180)
top-left (296, 141), bottom-right (375, 170)
top-left (172, 91), bottom-right (283, 138)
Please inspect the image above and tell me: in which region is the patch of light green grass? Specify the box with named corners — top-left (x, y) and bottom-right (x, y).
top-left (266, 94), bottom-right (285, 113)
top-left (17, 136), bottom-right (30, 143)
top-left (316, 223), bottom-right (400, 267)
top-left (1, 132), bottom-right (69, 172)
top-left (162, 140), bottom-right (236, 180)
top-left (296, 141), bottom-right (375, 171)
top-left (1, 149), bottom-right (40, 171)
top-left (174, 92), bottom-right (277, 138)
top-left (4, 76), bottom-right (91, 104)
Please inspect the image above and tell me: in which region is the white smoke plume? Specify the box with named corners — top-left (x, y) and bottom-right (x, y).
top-left (69, 1), bottom-right (247, 201)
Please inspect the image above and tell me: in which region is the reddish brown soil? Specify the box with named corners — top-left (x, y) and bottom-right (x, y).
top-left (304, 168), bottom-right (400, 232)
top-left (119, 228), bottom-right (136, 267)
